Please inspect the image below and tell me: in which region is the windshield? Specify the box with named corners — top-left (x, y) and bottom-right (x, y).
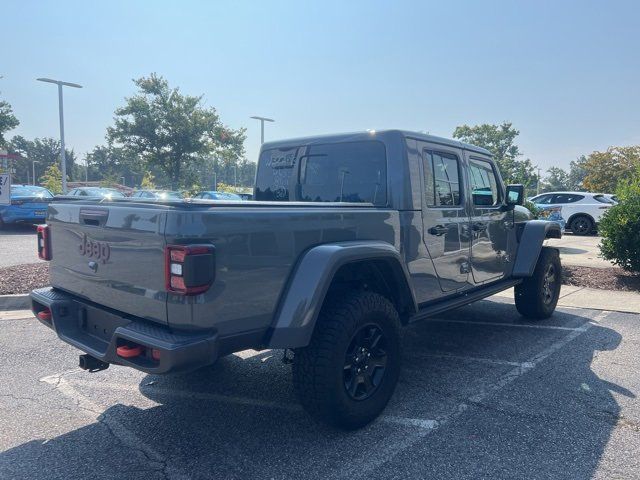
top-left (10, 186), bottom-right (54, 198)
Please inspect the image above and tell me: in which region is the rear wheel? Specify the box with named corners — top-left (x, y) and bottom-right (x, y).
top-left (515, 247), bottom-right (561, 319)
top-left (570, 215), bottom-right (593, 236)
top-left (292, 291), bottom-right (401, 429)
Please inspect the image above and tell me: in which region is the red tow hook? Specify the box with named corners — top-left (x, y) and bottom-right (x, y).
top-left (37, 309), bottom-right (52, 322)
top-left (116, 345), bottom-right (145, 358)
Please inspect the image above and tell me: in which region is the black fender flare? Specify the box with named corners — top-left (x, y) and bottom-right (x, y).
top-left (512, 220), bottom-right (562, 277)
top-left (266, 241), bottom-right (417, 349)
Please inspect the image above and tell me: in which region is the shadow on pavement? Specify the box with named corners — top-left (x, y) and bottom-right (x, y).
top-left (0, 306), bottom-right (632, 479)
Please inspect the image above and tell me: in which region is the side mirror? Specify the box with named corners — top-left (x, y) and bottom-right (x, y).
top-left (506, 184), bottom-right (524, 206)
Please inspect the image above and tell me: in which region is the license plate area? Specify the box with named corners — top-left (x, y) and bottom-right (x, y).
top-left (80, 305), bottom-right (129, 343)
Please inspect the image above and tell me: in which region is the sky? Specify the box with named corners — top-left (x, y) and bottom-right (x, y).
top-left (2, 0), bottom-right (639, 172)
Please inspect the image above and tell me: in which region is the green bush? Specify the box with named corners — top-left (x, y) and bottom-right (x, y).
top-left (523, 199), bottom-right (540, 218)
top-left (598, 174), bottom-right (640, 273)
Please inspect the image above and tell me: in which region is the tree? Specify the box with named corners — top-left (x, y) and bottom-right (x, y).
top-left (543, 166), bottom-right (570, 192)
top-left (108, 73), bottom-right (246, 189)
top-left (582, 146), bottom-right (640, 193)
top-left (85, 144), bottom-right (144, 186)
top-left (140, 171), bottom-right (156, 189)
top-left (40, 163), bottom-right (64, 194)
top-left (567, 156), bottom-right (587, 191)
top-left (452, 122), bottom-right (538, 191)
top-left (0, 93), bottom-right (19, 147)
top-left (599, 167), bottom-right (640, 272)
top-left (7, 136), bottom-right (77, 184)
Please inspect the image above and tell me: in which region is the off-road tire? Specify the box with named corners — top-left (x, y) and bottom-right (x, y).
top-left (292, 291), bottom-right (401, 429)
top-left (570, 215), bottom-right (593, 236)
top-left (515, 247), bottom-right (561, 319)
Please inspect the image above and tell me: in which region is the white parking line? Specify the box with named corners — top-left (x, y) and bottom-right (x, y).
top-left (38, 309), bottom-right (610, 478)
top-left (426, 318), bottom-right (585, 331)
top-left (0, 310), bottom-right (33, 321)
top-left (411, 352), bottom-right (533, 369)
top-left (40, 373), bottom-right (190, 480)
top-left (232, 349), bottom-right (271, 359)
top-left (338, 311), bottom-right (611, 480)
top-left (55, 378), bottom-right (440, 431)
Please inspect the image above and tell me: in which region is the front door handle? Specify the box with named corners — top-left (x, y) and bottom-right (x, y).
top-left (472, 222), bottom-right (487, 233)
top-left (428, 225), bottom-right (448, 236)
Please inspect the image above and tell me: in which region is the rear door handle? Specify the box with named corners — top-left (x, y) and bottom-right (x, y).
top-left (428, 225), bottom-right (448, 236)
top-left (472, 222), bottom-right (487, 232)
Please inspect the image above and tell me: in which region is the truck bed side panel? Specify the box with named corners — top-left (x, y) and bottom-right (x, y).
top-left (165, 207), bottom-right (400, 336)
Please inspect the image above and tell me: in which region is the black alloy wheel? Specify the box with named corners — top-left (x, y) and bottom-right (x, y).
top-left (343, 324), bottom-right (388, 401)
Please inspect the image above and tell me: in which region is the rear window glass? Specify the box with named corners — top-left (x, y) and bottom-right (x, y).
top-left (254, 147), bottom-right (300, 201)
top-left (255, 141), bottom-right (387, 205)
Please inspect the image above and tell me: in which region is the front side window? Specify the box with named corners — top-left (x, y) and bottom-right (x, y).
top-left (469, 158), bottom-right (500, 206)
top-left (533, 194), bottom-right (553, 204)
top-left (423, 151), bottom-right (461, 206)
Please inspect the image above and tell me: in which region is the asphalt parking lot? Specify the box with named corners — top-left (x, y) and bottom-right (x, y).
top-left (0, 224), bottom-right (41, 267)
top-left (1, 298), bottom-right (638, 480)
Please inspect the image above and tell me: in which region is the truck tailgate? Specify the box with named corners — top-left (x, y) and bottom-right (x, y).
top-left (48, 202), bottom-right (168, 324)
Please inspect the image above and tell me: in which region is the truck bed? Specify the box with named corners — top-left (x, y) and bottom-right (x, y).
top-left (47, 199), bottom-right (399, 337)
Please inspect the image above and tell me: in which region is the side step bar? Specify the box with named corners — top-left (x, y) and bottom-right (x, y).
top-left (410, 279), bottom-right (522, 323)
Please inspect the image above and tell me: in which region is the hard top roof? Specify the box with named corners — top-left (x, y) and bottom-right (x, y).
top-left (261, 129), bottom-right (492, 156)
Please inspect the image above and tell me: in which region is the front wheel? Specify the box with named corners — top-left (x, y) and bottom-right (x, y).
top-left (515, 247), bottom-right (561, 319)
top-left (292, 291), bottom-right (401, 429)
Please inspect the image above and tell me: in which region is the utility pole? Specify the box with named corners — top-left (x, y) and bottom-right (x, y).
top-left (32, 161), bottom-right (38, 185)
top-left (250, 116), bottom-right (275, 144)
top-left (37, 78), bottom-right (82, 193)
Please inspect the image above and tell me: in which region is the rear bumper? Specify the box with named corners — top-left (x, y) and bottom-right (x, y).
top-left (30, 287), bottom-right (219, 374)
top-left (1, 207), bottom-right (46, 223)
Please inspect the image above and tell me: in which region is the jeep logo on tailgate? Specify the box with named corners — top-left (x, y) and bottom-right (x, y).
top-left (79, 234), bottom-right (111, 264)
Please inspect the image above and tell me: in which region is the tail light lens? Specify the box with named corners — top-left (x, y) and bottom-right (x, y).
top-left (165, 244), bottom-right (215, 295)
top-left (37, 225), bottom-right (52, 260)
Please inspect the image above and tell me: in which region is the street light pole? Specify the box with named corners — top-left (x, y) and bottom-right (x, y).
top-left (250, 116), bottom-right (275, 144)
top-left (36, 78), bottom-right (82, 194)
top-left (32, 161), bottom-right (39, 186)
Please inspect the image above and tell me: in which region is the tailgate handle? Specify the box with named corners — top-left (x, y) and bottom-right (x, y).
top-left (80, 208), bottom-right (109, 226)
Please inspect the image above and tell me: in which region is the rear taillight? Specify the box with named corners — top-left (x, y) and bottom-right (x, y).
top-left (37, 225), bottom-right (52, 261)
top-left (165, 244), bottom-right (215, 295)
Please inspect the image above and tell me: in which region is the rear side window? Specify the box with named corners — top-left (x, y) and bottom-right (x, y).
top-left (468, 158), bottom-right (500, 206)
top-left (552, 194), bottom-right (584, 204)
top-left (593, 194), bottom-right (614, 204)
top-left (422, 151), bottom-right (462, 206)
top-left (255, 141), bottom-right (387, 205)
top-left (300, 141), bottom-right (387, 204)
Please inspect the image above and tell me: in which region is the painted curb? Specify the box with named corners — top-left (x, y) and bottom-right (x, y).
top-left (0, 294), bottom-right (30, 311)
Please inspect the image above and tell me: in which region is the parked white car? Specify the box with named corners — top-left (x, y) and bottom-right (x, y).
top-left (528, 191), bottom-right (614, 235)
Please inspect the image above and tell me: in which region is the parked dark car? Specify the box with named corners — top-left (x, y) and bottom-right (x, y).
top-left (32, 130), bottom-right (562, 429)
top-left (193, 191), bottom-right (243, 201)
top-left (130, 190), bottom-right (183, 200)
top-left (0, 185), bottom-right (54, 228)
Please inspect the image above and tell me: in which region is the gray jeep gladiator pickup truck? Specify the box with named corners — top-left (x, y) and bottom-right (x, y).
top-left (31, 130), bottom-right (562, 429)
